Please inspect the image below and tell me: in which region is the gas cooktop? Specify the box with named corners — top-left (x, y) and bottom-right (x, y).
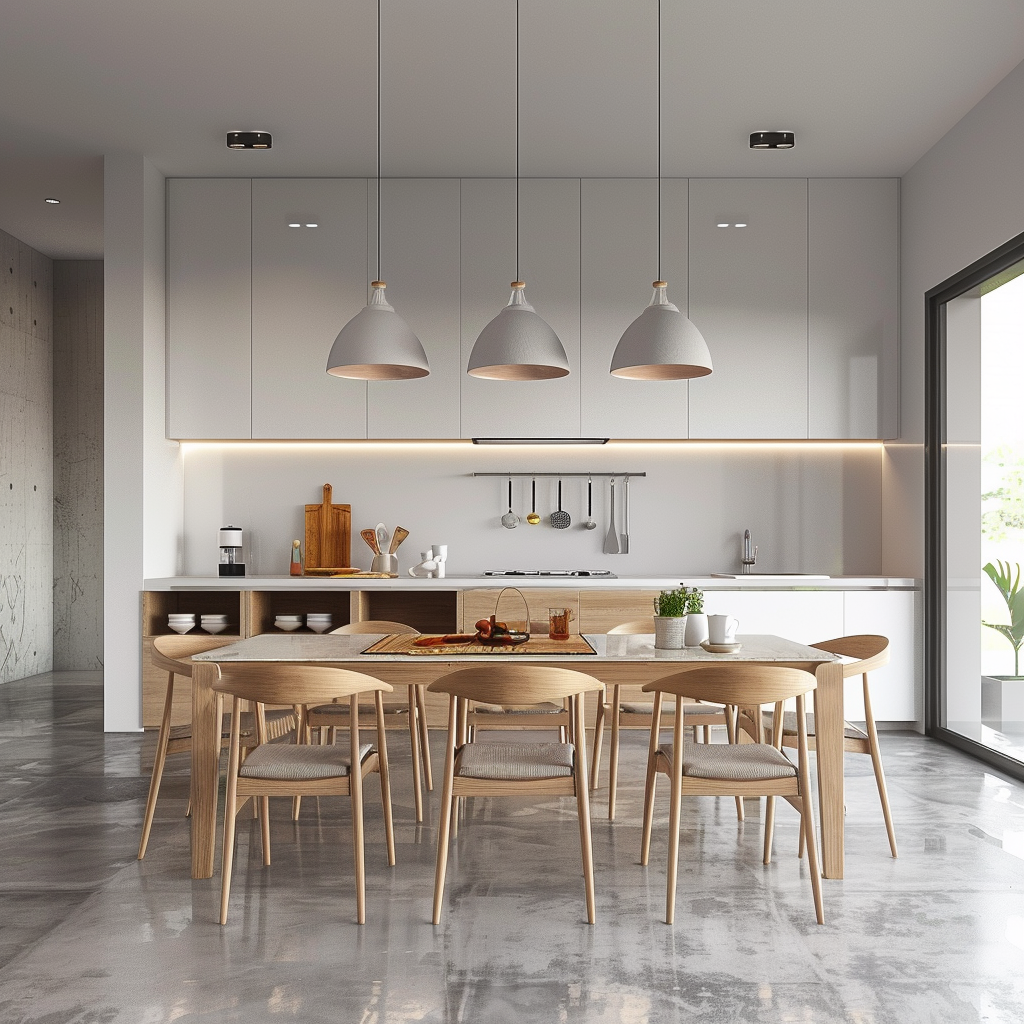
top-left (483, 570), bottom-right (617, 578)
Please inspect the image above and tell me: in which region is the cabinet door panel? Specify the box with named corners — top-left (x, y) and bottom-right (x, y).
top-left (580, 179), bottom-right (689, 438)
top-left (368, 179), bottom-right (461, 438)
top-left (167, 179), bottom-right (252, 439)
top-left (808, 179), bottom-right (898, 439)
top-left (460, 179), bottom-right (581, 439)
top-left (251, 179), bottom-right (368, 439)
top-left (709, 591), bottom-right (844, 646)
top-left (688, 179), bottom-right (808, 438)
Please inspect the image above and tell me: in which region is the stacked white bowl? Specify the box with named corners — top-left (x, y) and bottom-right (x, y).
top-left (201, 613), bottom-right (229, 635)
top-left (168, 613), bottom-right (195, 634)
top-left (274, 614), bottom-right (303, 632)
top-left (305, 613), bottom-right (333, 634)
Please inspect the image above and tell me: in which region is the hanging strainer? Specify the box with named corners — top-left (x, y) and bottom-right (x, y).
top-left (550, 479), bottom-right (571, 529)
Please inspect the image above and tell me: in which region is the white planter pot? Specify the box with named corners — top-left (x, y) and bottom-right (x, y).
top-left (654, 616), bottom-right (687, 650)
top-left (684, 613), bottom-right (708, 648)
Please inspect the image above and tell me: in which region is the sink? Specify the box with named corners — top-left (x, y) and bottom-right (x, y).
top-left (709, 573), bottom-right (830, 580)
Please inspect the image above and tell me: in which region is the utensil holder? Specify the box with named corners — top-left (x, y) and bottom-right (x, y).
top-left (371, 552), bottom-right (399, 574)
top-left (654, 615), bottom-right (686, 650)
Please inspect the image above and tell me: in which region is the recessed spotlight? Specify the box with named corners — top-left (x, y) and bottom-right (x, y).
top-left (750, 131), bottom-right (794, 150)
top-left (44, 197), bottom-right (60, 204)
top-left (717, 222), bottom-right (729, 228)
top-left (735, 222), bottom-right (747, 228)
top-left (226, 131), bottom-right (273, 150)
top-left (288, 222), bottom-right (301, 228)
top-left (305, 223), bottom-right (318, 228)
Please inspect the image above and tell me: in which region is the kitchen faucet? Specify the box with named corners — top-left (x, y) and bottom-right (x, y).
top-left (742, 529), bottom-right (758, 574)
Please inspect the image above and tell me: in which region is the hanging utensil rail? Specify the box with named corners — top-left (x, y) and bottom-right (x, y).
top-left (471, 472), bottom-right (646, 478)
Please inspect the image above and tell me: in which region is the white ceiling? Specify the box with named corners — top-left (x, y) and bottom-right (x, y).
top-left (2, 0), bottom-right (1024, 259)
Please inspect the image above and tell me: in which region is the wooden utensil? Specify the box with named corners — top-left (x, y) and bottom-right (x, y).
top-left (388, 526), bottom-right (409, 554)
top-left (360, 528), bottom-right (380, 554)
top-left (304, 483), bottom-right (351, 569)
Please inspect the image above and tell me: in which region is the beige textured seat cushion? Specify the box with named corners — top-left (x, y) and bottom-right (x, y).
top-left (659, 740), bottom-right (797, 781)
top-left (620, 701), bottom-right (725, 717)
top-left (456, 741), bottom-right (575, 780)
top-left (239, 742), bottom-right (372, 780)
top-left (307, 702), bottom-right (408, 718)
top-left (472, 702), bottom-right (564, 716)
top-left (763, 710), bottom-right (867, 741)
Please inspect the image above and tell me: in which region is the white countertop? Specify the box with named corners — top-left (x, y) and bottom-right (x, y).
top-left (146, 574), bottom-right (919, 591)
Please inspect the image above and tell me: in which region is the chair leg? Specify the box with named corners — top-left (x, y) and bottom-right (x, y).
top-left (575, 768), bottom-right (597, 925)
top-left (415, 684), bottom-right (433, 791)
top-left (351, 768), bottom-right (366, 926)
top-left (702, 724), bottom-right (711, 744)
top-left (801, 785), bottom-right (825, 925)
top-left (375, 697), bottom-right (396, 868)
top-left (640, 765), bottom-right (658, 866)
top-left (138, 672), bottom-right (176, 860)
top-left (260, 796), bottom-right (271, 866)
top-left (608, 686), bottom-right (621, 820)
top-left (763, 796), bottom-right (776, 865)
top-left (864, 679), bottom-right (898, 858)
top-left (590, 696), bottom-right (607, 790)
top-left (408, 690), bottom-right (424, 824)
top-left (665, 764), bottom-right (683, 925)
top-left (724, 706), bottom-right (744, 822)
top-left (433, 705), bottom-right (459, 925)
top-left (220, 709), bottom-right (243, 926)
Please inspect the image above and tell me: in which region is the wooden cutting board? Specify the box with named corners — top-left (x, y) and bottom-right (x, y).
top-left (304, 484), bottom-right (351, 570)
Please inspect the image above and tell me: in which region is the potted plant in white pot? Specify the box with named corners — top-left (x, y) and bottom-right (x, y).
top-left (981, 560), bottom-right (1024, 725)
top-left (684, 587), bottom-right (708, 647)
top-left (653, 588), bottom-right (687, 649)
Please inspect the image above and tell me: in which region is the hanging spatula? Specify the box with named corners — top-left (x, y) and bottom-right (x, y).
top-left (603, 478), bottom-right (620, 554)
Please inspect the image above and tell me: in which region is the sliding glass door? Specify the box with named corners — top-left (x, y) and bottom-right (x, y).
top-left (928, 238), bottom-right (1024, 777)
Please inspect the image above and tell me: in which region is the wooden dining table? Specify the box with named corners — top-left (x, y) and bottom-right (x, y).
top-left (189, 632), bottom-right (845, 879)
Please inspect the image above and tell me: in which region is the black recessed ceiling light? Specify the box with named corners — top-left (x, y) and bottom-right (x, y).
top-left (226, 131), bottom-right (272, 150)
top-left (750, 131), bottom-right (795, 150)
top-left (44, 197), bottom-right (60, 204)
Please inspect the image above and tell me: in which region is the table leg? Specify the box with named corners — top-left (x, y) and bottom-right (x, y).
top-left (191, 661), bottom-right (221, 879)
top-left (813, 660), bottom-right (845, 879)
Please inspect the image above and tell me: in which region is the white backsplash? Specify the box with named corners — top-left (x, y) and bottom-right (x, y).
top-left (180, 442), bottom-right (883, 579)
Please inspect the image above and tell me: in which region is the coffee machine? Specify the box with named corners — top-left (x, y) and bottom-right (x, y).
top-left (217, 526), bottom-right (245, 577)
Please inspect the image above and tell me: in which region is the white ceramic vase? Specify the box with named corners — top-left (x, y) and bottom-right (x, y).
top-left (684, 613), bottom-right (708, 647)
top-left (654, 615), bottom-right (687, 650)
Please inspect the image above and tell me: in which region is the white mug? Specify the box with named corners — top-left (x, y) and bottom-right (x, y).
top-left (708, 614), bottom-right (739, 644)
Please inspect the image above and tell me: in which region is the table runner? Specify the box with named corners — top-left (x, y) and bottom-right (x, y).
top-left (362, 633), bottom-right (597, 656)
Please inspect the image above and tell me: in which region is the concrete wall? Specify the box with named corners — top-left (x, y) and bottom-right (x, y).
top-left (53, 260), bottom-right (104, 670)
top-left (0, 228), bottom-right (53, 682)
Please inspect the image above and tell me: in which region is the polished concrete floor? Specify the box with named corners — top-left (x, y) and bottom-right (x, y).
top-left (2, 671), bottom-right (1024, 1023)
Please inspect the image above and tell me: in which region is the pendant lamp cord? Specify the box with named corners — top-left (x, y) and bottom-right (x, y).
top-left (515, 0), bottom-right (520, 283)
top-left (657, 0), bottom-right (662, 282)
top-left (377, 0), bottom-right (382, 282)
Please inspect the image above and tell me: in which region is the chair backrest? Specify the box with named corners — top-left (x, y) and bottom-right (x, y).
top-left (642, 664), bottom-right (815, 706)
top-left (152, 634), bottom-right (223, 676)
top-left (810, 635), bottom-right (889, 677)
top-left (608, 618), bottom-right (655, 635)
top-left (332, 620), bottom-right (418, 635)
top-left (428, 665), bottom-right (604, 704)
top-left (212, 663), bottom-right (392, 705)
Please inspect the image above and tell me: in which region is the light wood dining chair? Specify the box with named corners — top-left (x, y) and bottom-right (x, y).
top-left (304, 620), bottom-right (433, 822)
top-left (138, 635), bottom-right (296, 860)
top-left (752, 634), bottom-right (897, 858)
top-left (428, 665), bottom-right (605, 925)
top-left (214, 663), bottom-right (396, 925)
top-left (641, 665), bottom-right (824, 925)
top-left (590, 619), bottom-right (738, 821)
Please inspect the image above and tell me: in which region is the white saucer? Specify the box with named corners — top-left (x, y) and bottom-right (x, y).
top-left (700, 640), bottom-right (742, 653)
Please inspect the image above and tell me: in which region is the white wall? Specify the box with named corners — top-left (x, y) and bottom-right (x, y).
top-left (895, 55), bottom-right (1024, 577)
top-left (181, 442), bottom-right (883, 578)
top-left (104, 154), bottom-right (181, 731)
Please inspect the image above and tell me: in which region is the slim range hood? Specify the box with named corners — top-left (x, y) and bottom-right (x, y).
top-left (471, 437), bottom-right (609, 445)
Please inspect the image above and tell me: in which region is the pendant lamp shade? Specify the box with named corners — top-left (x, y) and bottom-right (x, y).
top-left (467, 282), bottom-right (570, 381)
top-left (326, 282), bottom-right (429, 381)
top-left (610, 282), bottom-right (713, 380)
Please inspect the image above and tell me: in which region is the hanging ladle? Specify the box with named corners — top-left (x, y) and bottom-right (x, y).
top-left (582, 475), bottom-right (597, 530)
top-left (501, 476), bottom-right (519, 529)
top-left (527, 478), bottom-right (541, 525)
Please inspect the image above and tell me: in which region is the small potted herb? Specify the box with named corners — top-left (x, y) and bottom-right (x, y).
top-left (653, 587), bottom-right (687, 649)
top-left (683, 587), bottom-right (709, 647)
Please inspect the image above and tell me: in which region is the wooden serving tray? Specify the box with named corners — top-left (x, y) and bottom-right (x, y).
top-left (363, 633), bottom-right (597, 656)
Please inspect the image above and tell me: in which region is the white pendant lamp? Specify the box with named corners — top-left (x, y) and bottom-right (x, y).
top-left (327, 0), bottom-right (429, 382)
top-left (467, 1), bottom-right (569, 382)
top-left (609, 0), bottom-right (712, 382)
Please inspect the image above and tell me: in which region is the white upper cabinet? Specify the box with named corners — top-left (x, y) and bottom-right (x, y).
top-left (688, 179), bottom-right (809, 439)
top-left (808, 178), bottom-right (899, 439)
top-left (460, 178), bottom-right (581, 439)
top-left (167, 179), bottom-right (252, 439)
top-left (580, 178), bottom-right (690, 438)
top-left (367, 179), bottom-right (461, 439)
top-left (251, 179), bottom-right (367, 439)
